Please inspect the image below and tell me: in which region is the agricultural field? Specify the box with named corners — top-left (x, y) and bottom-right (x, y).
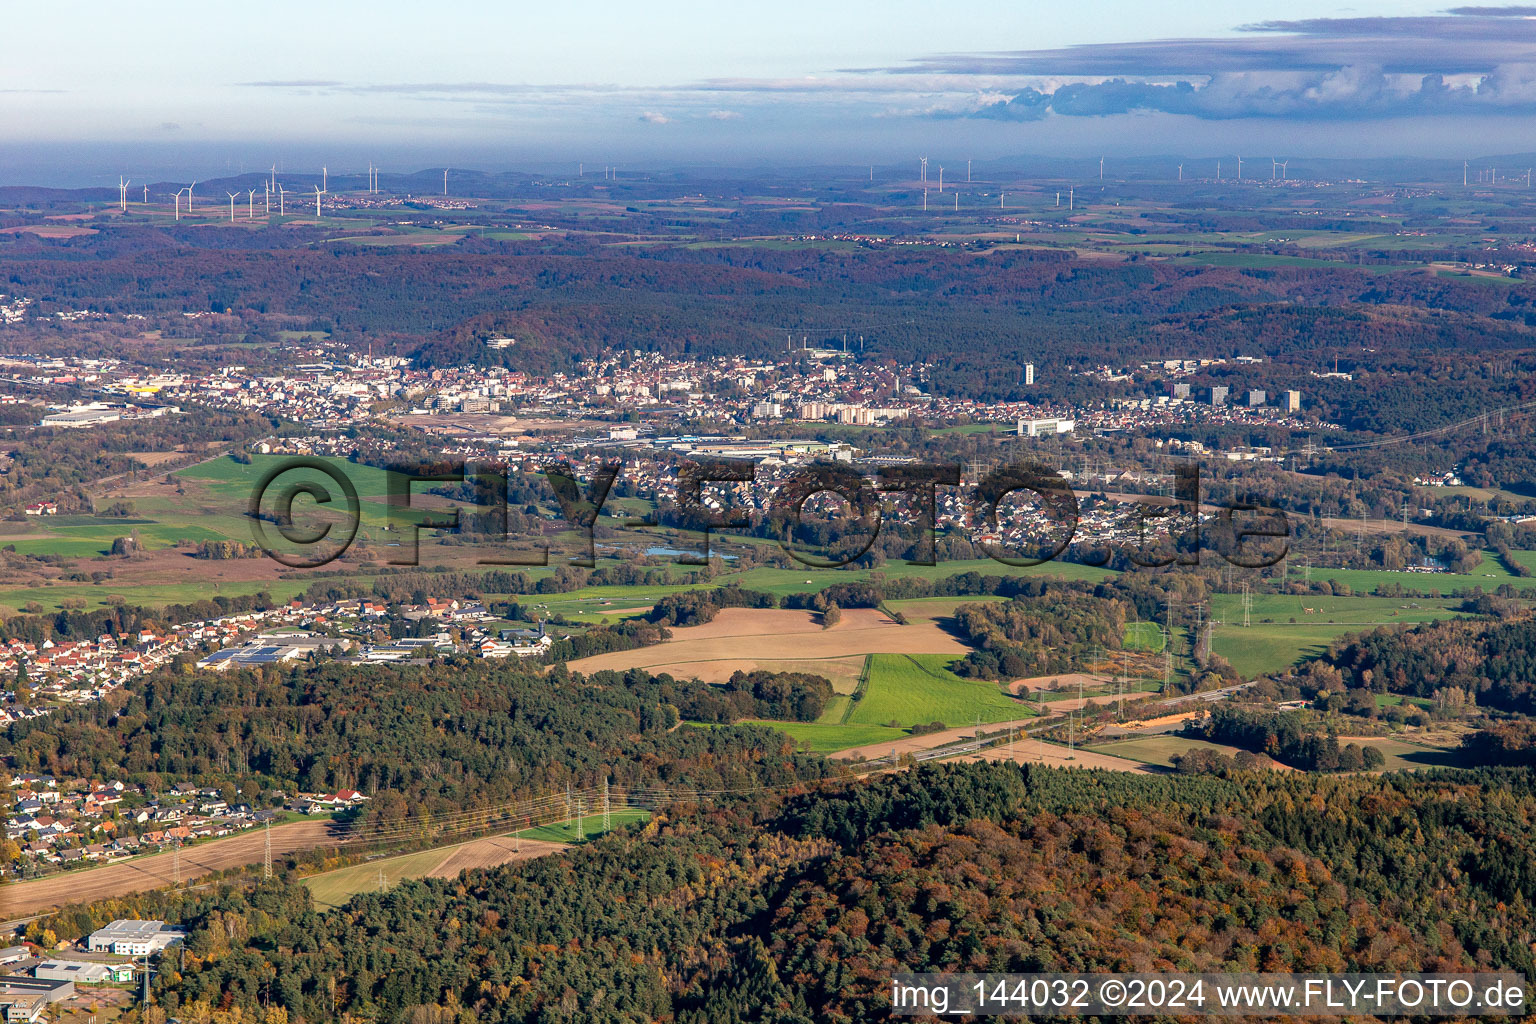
top-left (845, 653), bottom-right (1034, 729)
top-left (565, 607), bottom-right (970, 679)
top-left (1208, 592), bottom-right (1473, 677)
top-left (1295, 551), bottom-right (1536, 596)
top-left (883, 594), bottom-right (1009, 622)
top-left (742, 718), bottom-right (907, 754)
top-left (302, 810), bottom-right (650, 910)
top-left (1085, 734), bottom-right (1265, 768)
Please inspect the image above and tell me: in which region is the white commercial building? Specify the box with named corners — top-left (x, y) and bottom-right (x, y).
top-left (86, 920), bottom-right (185, 956)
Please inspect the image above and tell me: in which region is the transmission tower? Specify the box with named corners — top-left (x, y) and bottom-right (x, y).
top-left (377, 868), bottom-right (386, 893)
top-left (263, 820), bottom-right (272, 879)
top-left (1242, 583), bottom-right (1251, 628)
top-left (172, 839), bottom-right (180, 886)
top-left (602, 778), bottom-right (611, 831)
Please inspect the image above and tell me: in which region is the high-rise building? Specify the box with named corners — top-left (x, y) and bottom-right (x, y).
top-left (1247, 389), bottom-right (1266, 407)
top-left (1284, 389), bottom-right (1302, 413)
top-left (1210, 385), bottom-right (1229, 406)
top-left (1172, 382), bottom-right (1191, 399)
top-left (1024, 363), bottom-right (1035, 386)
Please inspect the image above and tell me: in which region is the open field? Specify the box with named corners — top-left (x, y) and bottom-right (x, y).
top-left (567, 607), bottom-right (969, 677)
top-left (746, 719), bottom-right (908, 753)
top-left (1208, 593), bottom-right (1473, 677)
top-left (1351, 736), bottom-right (1467, 771)
top-left (883, 595), bottom-right (1008, 621)
top-left (1086, 735), bottom-right (1285, 769)
top-left (846, 653), bottom-right (1032, 728)
top-left (1295, 554), bottom-right (1536, 596)
top-left (2, 819), bottom-right (339, 920)
top-left (957, 741), bottom-right (1159, 773)
top-left (304, 834), bottom-right (570, 910)
top-left (1123, 621), bottom-right (1166, 651)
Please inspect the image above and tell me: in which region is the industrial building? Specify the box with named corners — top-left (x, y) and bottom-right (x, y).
top-left (33, 961), bottom-right (123, 986)
top-left (85, 920), bottom-right (185, 956)
top-left (1016, 418), bottom-right (1076, 438)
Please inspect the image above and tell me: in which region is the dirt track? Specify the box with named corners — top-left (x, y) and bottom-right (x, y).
top-left (2, 819), bottom-right (341, 921)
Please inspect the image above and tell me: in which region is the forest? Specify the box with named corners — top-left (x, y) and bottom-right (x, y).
top-left (28, 761), bottom-right (1536, 1024)
top-left (1317, 617), bottom-right (1536, 716)
top-left (0, 658), bottom-right (835, 827)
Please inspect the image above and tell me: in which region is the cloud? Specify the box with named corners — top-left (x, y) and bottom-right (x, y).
top-left (239, 80), bottom-right (344, 88)
top-left (863, 8), bottom-right (1536, 122)
top-left (638, 111), bottom-right (671, 124)
top-left (707, 109), bottom-right (741, 120)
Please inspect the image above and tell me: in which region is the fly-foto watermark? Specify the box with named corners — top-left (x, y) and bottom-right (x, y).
top-left (247, 457), bottom-right (1288, 570)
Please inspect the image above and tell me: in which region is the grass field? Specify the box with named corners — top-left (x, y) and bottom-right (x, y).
top-left (1123, 621), bottom-right (1166, 652)
top-left (304, 846), bottom-right (450, 909)
top-left (303, 810), bottom-right (648, 910)
top-left (1208, 593), bottom-right (1473, 677)
top-left (883, 595), bottom-right (1008, 622)
top-left (846, 653), bottom-right (1033, 728)
top-left (1293, 553), bottom-right (1536, 597)
top-left (741, 719), bottom-right (908, 753)
top-left (1085, 735), bottom-right (1250, 767)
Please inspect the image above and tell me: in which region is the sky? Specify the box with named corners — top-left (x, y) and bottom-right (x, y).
top-left (7, 1), bottom-right (1536, 184)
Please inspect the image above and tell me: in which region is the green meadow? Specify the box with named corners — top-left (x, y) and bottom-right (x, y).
top-left (846, 653), bottom-right (1033, 729)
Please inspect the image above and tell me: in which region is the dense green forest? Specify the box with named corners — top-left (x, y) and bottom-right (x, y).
top-left (1317, 617), bottom-right (1536, 715)
top-left (0, 659), bottom-right (834, 826)
top-left (948, 590), bottom-right (1130, 679)
top-left (31, 762), bottom-right (1536, 1023)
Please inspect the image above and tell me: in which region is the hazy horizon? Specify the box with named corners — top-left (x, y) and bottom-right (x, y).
top-left (12, 1), bottom-right (1536, 186)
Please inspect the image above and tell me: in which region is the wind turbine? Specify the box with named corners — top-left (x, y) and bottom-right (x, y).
top-left (186, 181), bottom-right (196, 212)
top-left (118, 177), bottom-right (130, 212)
top-left (1177, 164), bottom-right (1183, 181)
top-left (938, 166), bottom-right (944, 192)
top-left (142, 185), bottom-right (148, 203)
top-left (1236, 156), bottom-right (1242, 180)
top-left (247, 189), bottom-right (256, 219)
top-left (1464, 160), bottom-right (1469, 186)
top-left (966, 158), bottom-right (971, 182)
top-left (322, 165), bottom-right (327, 192)
top-left (270, 165), bottom-right (276, 193)
top-left (264, 182), bottom-right (270, 214)
top-left (443, 167), bottom-right (449, 196)
top-left (1280, 161), bottom-right (1288, 180)
top-left (313, 185), bottom-right (325, 217)
top-left (277, 183), bottom-right (285, 216)
top-left (1099, 156), bottom-right (1104, 181)
top-left (1271, 158), bottom-right (1277, 180)
top-left (226, 192), bottom-right (239, 222)
top-left (919, 156), bottom-right (927, 184)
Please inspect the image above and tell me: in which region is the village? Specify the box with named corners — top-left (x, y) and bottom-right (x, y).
top-left (6, 768), bottom-right (366, 880)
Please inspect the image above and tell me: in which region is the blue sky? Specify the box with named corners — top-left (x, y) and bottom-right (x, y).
top-left (6, 1), bottom-right (1536, 182)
